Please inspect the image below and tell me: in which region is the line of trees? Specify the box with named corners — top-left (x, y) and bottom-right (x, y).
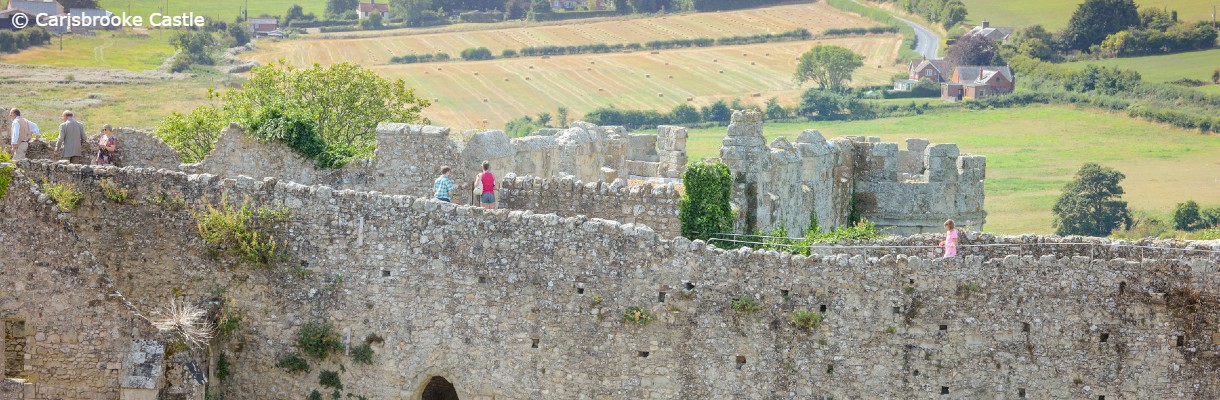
top-left (0, 27), bottom-right (52, 54)
top-left (1010, 0), bottom-right (1219, 60)
top-left (891, 0), bottom-right (967, 29)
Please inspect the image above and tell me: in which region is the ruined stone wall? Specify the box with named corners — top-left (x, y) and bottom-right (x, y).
top-left (14, 161), bottom-right (1218, 400)
top-left (7, 124), bottom-right (179, 169)
top-left (721, 110), bottom-right (986, 236)
top-left (498, 174), bottom-right (682, 237)
top-left (0, 165), bottom-right (172, 400)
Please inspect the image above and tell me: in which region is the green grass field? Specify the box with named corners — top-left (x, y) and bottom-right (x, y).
top-left (98, 0), bottom-right (325, 22)
top-left (1062, 48), bottom-right (1220, 93)
top-left (0, 31), bottom-right (174, 71)
top-left (687, 105), bottom-right (1220, 235)
top-left (960, 0), bottom-right (1218, 30)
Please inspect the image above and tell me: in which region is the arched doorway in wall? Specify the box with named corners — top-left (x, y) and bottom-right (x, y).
top-left (420, 376), bottom-right (460, 400)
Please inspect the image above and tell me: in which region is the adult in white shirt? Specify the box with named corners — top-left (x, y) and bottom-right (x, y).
top-left (8, 108), bottom-right (40, 160)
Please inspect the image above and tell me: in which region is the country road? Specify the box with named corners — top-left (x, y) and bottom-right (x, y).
top-left (847, 0), bottom-right (942, 59)
top-left (892, 15), bottom-right (941, 59)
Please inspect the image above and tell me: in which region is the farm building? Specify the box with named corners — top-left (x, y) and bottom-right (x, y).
top-left (941, 65), bottom-right (1014, 102)
top-left (249, 17), bottom-right (280, 37)
top-left (67, 8), bottom-right (115, 33)
top-left (356, 0), bottom-right (389, 18)
top-left (6, 0), bottom-right (67, 33)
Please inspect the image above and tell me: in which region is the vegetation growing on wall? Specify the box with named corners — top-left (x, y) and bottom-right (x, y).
top-left (790, 310), bottom-right (823, 331)
top-left (678, 161), bottom-right (734, 241)
top-left (623, 306), bottom-right (656, 326)
top-left (296, 322), bottom-right (344, 360)
top-left (43, 180), bottom-right (83, 211)
top-left (192, 197), bottom-right (287, 267)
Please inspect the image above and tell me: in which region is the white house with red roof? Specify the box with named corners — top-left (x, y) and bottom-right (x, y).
top-left (357, 0), bottom-right (389, 19)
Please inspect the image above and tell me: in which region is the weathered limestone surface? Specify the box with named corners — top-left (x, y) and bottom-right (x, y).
top-left (722, 110), bottom-right (986, 236)
top-left (11, 161), bottom-right (1217, 400)
top-left (498, 174), bottom-right (682, 237)
top-left (0, 165), bottom-right (171, 400)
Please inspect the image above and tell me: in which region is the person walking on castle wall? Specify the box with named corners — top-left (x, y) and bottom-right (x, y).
top-left (434, 165), bottom-right (456, 202)
top-left (476, 160), bottom-right (497, 209)
top-left (939, 219), bottom-right (959, 257)
top-left (8, 108), bottom-right (40, 161)
top-left (95, 124), bottom-right (118, 165)
top-left (55, 110), bottom-right (88, 164)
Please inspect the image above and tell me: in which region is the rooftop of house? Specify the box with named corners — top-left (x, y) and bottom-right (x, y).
top-left (954, 65), bottom-right (1013, 84)
top-left (967, 20), bottom-right (1015, 42)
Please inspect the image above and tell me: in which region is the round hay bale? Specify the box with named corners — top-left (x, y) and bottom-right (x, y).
top-left (587, 67), bottom-right (592, 71)
top-left (765, 53), bottom-right (770, 56)
top-left (525, 76), bottom-right (531, 80)
top-left (598, 88), bottom-right (605, 91)
top-left (686, 97), bottom-right (694, 101)
top-left (529, 65), bottom-right (534, 69)
top-left (542, 56), bottom-right (550, 59)
top-left (713, 59), bottom-right (718, 62)
top-left (668, 75), bottom-right (673, 79)
top-left (590, 61), bottom-right (596, 64)
top-left (504, 78), bottom-right (510, 81)
top-left (719, 70), bottom-right (724, 74)
top-left (433, 98), bottom-right (439, 102)
top-left (437, 67), bottom-right (443, 71)
top-left (482, 98), bottom-right (489, 102)
top-left (646, 74), bottom-right (651, 78)
top-left (750, 62), bottom-right (756, 65)
top-left (650, 51), bottom-right (660, 55)
top-left (474, 72), bottom-right (480, 75)
top-left (658, 93), bottom-right (664, 97)
top-left (751, 92), bottom-right (761, 97)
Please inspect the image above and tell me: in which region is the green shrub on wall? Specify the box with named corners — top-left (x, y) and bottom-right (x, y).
top-left (679, 161), bottom-right (734, 241)
top-left (296, 322), bottom-right (343, 360)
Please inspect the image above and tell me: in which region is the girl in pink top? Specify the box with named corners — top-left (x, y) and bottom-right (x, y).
top-left (939, 219), bottom-right (958, 257)
top-left (477, 160), bottom-right (496, 209)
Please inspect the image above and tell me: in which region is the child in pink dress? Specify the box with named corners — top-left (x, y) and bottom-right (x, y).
top-left (939, 219), bottom-right (958, 257)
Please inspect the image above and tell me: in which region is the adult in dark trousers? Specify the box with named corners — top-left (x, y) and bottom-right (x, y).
top-left (55, 110), bottom-right (88, 164)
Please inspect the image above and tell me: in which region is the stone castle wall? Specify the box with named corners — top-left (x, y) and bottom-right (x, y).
top-left (498, 174), bottom-right (683, 237)
top-left (12, 161), bottom-right (1217, 399)
top-left (0, 166), bottom-right (184, 400)
top-left (721, 110), bottom-right (987, 236)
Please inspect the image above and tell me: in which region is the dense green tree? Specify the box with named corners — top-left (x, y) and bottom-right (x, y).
top-left (536, 112), bottom-right (552, 127)
top-left (391, 0), bottom-right (434, 26)
top-left (1052, 163), bottom-right (1132, 236)
top-left (679, 161), bottom-right (734, 241)
top-left (158, 62), bottom-right (430, 166)
top-left (797, 89), bottom-right (849, 120)
top-left (668, 104), bottom-right (700, 124)
top-left (613, 0), bottom-right (630, 14)
top-left (1064, 65), bottom-right (1141, 95)
top-left (1173, 200), bottom-right (1201, 230)
top-left (1213, 68), bottom-right (1220, 84)
top-left (228, 24), bottom-right (250, 47)
top-left (1059, 0), bottom-right (1140, 52)
top-left (326, 0), bottom-right (359, 17)
top-left (794, 45), bottom-right (863, 93)
top-left (1015, 25), bottom-right (1056, 61)
top-left (764, 97), bottom-right (787, 120)
top-left (530, 0), bottom-right (552, 13)
top-left (170, 30), bottom-right (217, 66)
top-left (359, 11), bottom-right (384, 29)
top-left (946, 32), bottom-right (1001, 66)
top-left (700, 100), bottom-right (731, 122)
top-left (556, 106), bottom-right (569, 128)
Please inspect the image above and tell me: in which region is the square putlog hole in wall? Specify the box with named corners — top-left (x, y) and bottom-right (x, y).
top-left (1018, 388), bottom-right (1026, 398)
top-left (939, 324), bottom-right (948, 331)
top-left (819, 304), bottom-right (827, 313)
top-left (940, 386), bottom-right (949, 395)
top-left (735, 355), bottom-right (746, 370)
top-left (1021, 322), bottom-right (1030, 333)
top-left (477, 276), bottom-right (487, 284)
top-left (1176, 335), bottom-right (1185, 347)
top-left (381, 270), bottom-right (391, 277)
top-left (1100, 333), bottom-right (1109, 343)
top-left (658, 292), bottom-right (667, 303)
top-left (576, 287), bottom-right (584, 295)
top-left (531, 338), bottom-right (539, 348)
top-left (638, 351), bottom-right (650, 358)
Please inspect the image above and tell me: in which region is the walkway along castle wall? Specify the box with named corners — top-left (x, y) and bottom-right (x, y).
top-left (12, 160), bottom-right (1218, 399)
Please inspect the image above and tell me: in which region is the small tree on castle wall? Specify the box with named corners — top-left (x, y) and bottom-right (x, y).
top-left (679, 161), bottom-right (734, 241)
top-left (1052, 163), bottom-right (1132, 237)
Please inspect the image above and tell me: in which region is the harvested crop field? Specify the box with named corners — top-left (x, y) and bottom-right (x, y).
top-left (369, 37), bottom-right (903, 129)
top-left (245, 2), bottom-right (882, 66)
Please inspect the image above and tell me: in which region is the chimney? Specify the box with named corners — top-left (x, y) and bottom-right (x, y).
top-left (982, 20), bottom-right (989, 28)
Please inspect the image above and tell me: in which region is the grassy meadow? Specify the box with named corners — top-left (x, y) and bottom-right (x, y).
top-left (959, 0), bottom-right (1219, 30)
top-left (98, 0), bottom-right (325, 22)
top-left (0, 30), bottom-right (174, 71)
top-left (372, 37), bottom-right (904, 129)
top-left (686, 105), bottom-right (1220, 235)
top-left (1062, 48), bottom-right (1220, 94)
top-left (247, 2), bottom-right (881, 66)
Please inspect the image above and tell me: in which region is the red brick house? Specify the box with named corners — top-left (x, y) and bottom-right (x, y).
top-left (249, 17), bottom-right (280, 37)
top-left (941, 65), bottom-right (1014, 102)
top-left (907, 58), bottom-right (955, 83)
top-left (356, 0), bottom-right (389, 19)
